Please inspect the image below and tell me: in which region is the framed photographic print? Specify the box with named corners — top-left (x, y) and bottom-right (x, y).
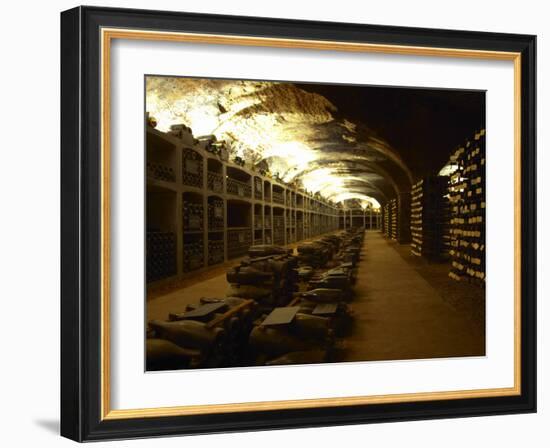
top-left (60, 6), bottom-right (536, 442)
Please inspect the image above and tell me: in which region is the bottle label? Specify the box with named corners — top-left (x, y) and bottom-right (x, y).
top-left (185, 160), bottom-right (199, 174)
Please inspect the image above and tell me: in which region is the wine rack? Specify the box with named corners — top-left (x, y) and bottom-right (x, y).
top-left (146, 231), bottom-right (177, 282)
top-left (448, 129), bottom-right (486, 285)
top-left (207, 197), bottom-right (224, 231)
top-left (254, 177), bottom-right (263, 200)
top-left (410, 176), bottom-right (450, 259)
top-left (272, 190), bottom-right (284, 205)
top-left (383, 203), bottom-right (390, 237)
top-left (182, 201), bottom-right (204, 232)
top-left (273, 215), bottom-right (285, 245)
top-left (207, 236), bottom-right (225, 266)
top-left (227, 229), bottom-right (252, 259)
top-left (182, 148), bottom-right (203, 188)
top-left (297, 220), bottom-right (304, 241)
top-left (146, 125), bottom-right (341, 283)
top-left (227, 178), bottom-right (251, 198)
top-left (390, 198), bottom-right (398, 240)
top-left (286, 228), bottom-right (294, 244)
top-left (147, 162), bottom-right (175, 183)
top-left (207, 171), bottom-right (224, 193)
top-left (183, 235), bottom-right (204, 272)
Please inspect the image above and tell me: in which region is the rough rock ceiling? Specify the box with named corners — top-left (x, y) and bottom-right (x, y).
top-left (146, 77), bottom-right (484, 207)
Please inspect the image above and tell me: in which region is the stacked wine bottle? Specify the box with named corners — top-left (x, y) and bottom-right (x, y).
top-left (254, 177), bottom-right (263, 200)
top-left (383, 203), bottom-right (390, 237)
top-left (296, 218), bottom-right (304, 241)
top-left (183, 199), bottom-right (204, 272)
top-left (183, 236), bottom-right (204, 272)
top-left (227, 229), bottom-right (252, 259)
top-left (206, 170), bottom-right (224, 193)
top-left (146, 230), bottom-right (176, 282)
top-left (207, 237), bottom-right (225, 266)
top-left (272, 190), bottom-right (284, 205)
top-left (448, 129), bottom-right (486, 285)
top-left (207, 198), bottom-right (224, 231)
top-left (390, 198), bottom-right (398, 241)
top-left (147, 162), bottom-right (175, 183)
top-left (183, 201), bottom-right (204, 232)
top-left (409, 176), bottom-right (450, 260)
top-left (226, 177), bottom-right (251, 198)
top-left (182, 148), bottom-right (203, 188)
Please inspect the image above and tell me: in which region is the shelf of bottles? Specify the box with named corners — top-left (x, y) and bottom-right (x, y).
top-left (147, 128), bottom-right (178, 187)
top-left (147, 162), bottom-right (175, 183)
top-left (226, 177), bottom-right (251, 198)
top-left (182, 148), bottom-right (203, 188)
top-left (286, 228), bottom-right (294, 245)
top-left (146, 230), bottom-right (177, 282)
top-left (297, 210), bottom-right (304, 241)
top-left (272, 188), bottom-right (285, 205)
top-left (273, 213), bottom-right (285, 245)
top-left (207, 197), bottom-right (224, 232)
top-left (182, 234), bottom-right (204, 272)
top-left (390, 199), bottom-right (398, 240)
top-left (227, 229), bottom-right (252, 259)
top-left (254, 215), bottom-right (263, 231)
top-left (207, 233), bottom-right (224, 266)
top-left (410, 176), bottom-right (450, 259)
top-left (264, 210), bottom-right (271, 229)
top-left (253, 204), bottom-right (263, 245)
top-left (183, 195), bottom-right (204, 233)
top-left (146, 123), bottom-right (342, 283)
top-left (207, 171), bottom-right (224, 193)
top-left (264, 206), bottom-right (272, 244)
top-left (263, 180), bottom-right (271, 201)
top-left (182, 193), bottom-right (204, 272)
top-left (254, 176), bottom-right (263, 200)
top-left (382, 203), bottom-right (390, 237)
top-left (448, 129), bottom-right (486, 286)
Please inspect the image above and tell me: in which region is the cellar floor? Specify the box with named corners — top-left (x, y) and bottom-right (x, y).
top-left (343, 231), bottom-right (485, 362)
top-left (147, 230), bottom-right (485, 362)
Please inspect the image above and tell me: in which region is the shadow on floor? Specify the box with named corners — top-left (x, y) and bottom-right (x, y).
top-left (33, 419), bottom-right (59, 435)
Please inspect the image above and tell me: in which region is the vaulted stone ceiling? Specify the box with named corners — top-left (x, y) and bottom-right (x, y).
top-left (146, 77), bottom-right (484, 208)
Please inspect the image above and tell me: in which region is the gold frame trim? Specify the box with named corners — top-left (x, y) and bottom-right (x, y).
top-left (100, 28), bottom-right (522, 420)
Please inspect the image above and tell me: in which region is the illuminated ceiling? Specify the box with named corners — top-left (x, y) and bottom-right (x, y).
top-left (146, 77), bottom-right (484, 207)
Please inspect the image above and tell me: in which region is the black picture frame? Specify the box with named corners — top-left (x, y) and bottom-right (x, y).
top-left (61, 5), bottom-right (536, 442)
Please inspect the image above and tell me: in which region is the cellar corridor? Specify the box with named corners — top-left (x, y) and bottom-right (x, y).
top-left (345, 231), bottom-right (484, 362)
top-left (145, 79), bottom-right (486, 370)
top-left (148, 230), bottom-right (484, 363)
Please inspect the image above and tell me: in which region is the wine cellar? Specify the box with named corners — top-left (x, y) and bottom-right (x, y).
top-left (147, 125), bottom-right (385, 285)
top-left (145, 79), bottom-right (486, 371)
